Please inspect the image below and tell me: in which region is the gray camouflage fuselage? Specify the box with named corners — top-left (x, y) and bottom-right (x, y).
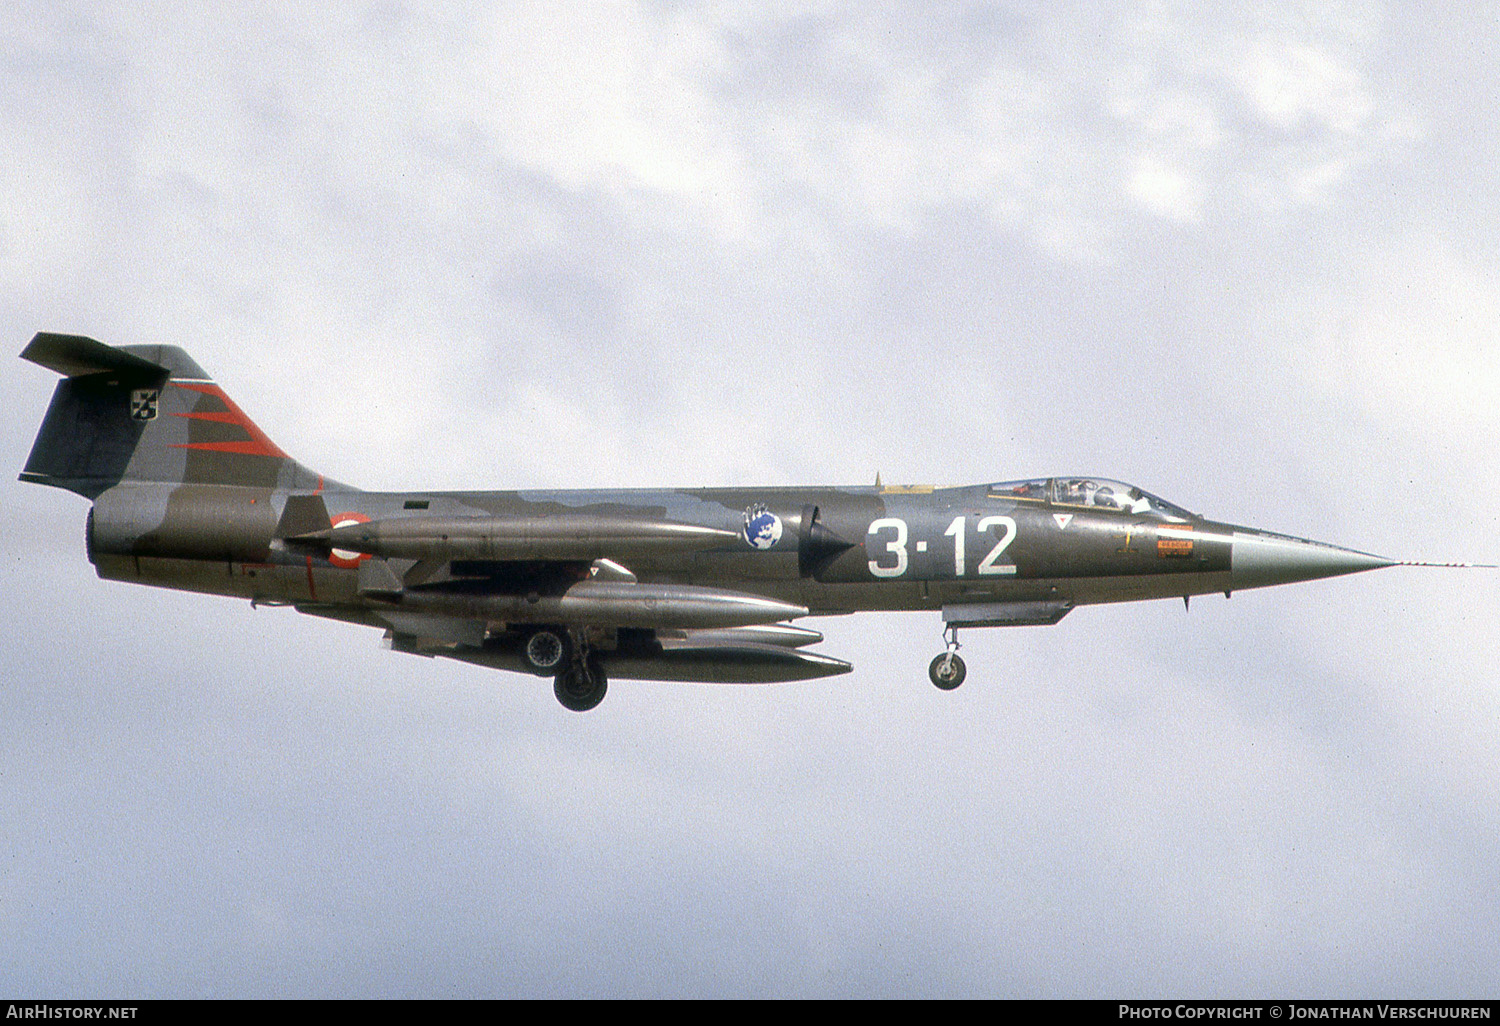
top-left (20, 333), bottom-right (1398, 708)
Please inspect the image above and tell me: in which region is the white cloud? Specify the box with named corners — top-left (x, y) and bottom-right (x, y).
top-left (1127, 152), bottom-right (1204, 221)
top-left (457, 3), bottom-right (756, 230)
top-left (1302, 242), bottom-right (1500, 447)
top-left (184, 1), bottom-right (1407, 264)
top-left (1236, 39), bottom-right (1374, 135)
top-left (0, 132), bottom-right (103, 290)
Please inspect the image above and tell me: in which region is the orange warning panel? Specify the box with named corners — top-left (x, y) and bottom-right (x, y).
top-left (1157, 528), bottom-right (1194, 557)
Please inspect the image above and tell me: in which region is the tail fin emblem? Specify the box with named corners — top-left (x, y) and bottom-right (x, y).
top-left (129, 389), bottom-right (160, 422)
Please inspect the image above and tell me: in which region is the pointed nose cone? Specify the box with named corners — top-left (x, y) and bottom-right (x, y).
top-left (1231, 531), bottom-right (1398, 590)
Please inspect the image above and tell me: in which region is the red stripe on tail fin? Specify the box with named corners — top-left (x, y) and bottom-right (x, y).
top-left (168, 382), bottom-right (288, 459)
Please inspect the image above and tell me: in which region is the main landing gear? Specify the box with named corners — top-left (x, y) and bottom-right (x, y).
top-left (929, 623), bottom-right (966, 690)
top-left (554, 652), bottom-right (608, 712)
top-left (521, 628), bottom-right (569, 675)
top-left (523, 626), bottom-right (607, 712)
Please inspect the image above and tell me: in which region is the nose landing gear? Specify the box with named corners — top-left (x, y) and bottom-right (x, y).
top-left (928, 624), bottom-right (966, 690)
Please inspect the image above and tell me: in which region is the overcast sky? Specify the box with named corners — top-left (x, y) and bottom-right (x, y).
top-left (3, 1), bottom-right (1499, 998)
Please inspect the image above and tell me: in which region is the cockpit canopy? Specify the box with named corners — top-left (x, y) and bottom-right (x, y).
top-left (988, 478), bottom-right (1195, 522)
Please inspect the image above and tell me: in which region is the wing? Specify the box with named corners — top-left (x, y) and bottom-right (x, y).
top-left (283, 503), bottom-right (852, 684)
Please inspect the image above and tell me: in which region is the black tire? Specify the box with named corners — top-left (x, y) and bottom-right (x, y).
top-left (554, 656), bottom-right (608, 712)
top-left (522, 629), bottom-right (569, 675)
top-left (929, 653), bottom-right (966, 690)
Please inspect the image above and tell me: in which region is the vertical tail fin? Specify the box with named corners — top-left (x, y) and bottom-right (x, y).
top-left (19, 332), bottom-right (329, 498)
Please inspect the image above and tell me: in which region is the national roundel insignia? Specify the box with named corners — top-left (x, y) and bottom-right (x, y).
top-left (328, 512), bottom-right (372, 569)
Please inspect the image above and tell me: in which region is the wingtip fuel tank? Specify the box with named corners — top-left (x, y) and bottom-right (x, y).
top-left (298, 515), bottom-right (741, 562)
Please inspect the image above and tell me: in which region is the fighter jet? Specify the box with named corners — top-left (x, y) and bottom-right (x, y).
top-left (19, 332), bottom-right (1452, 711)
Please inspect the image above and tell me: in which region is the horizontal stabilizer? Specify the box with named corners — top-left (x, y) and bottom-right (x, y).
top-left (20, 333), bottom-right (168, 380)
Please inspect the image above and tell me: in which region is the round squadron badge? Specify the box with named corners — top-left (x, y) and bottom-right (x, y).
top-left (743, 504), bottom-right (783, 550)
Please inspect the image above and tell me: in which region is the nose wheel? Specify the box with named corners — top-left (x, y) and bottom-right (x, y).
top-left (929, 624), bottom-right (966, 690)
